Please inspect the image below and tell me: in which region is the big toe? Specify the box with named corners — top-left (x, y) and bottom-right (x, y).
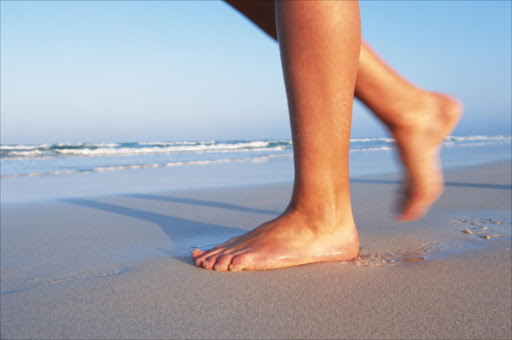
top-left (191, 249), bottom-right (205, 259)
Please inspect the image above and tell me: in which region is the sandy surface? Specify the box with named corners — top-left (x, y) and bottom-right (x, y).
top-left (1, 161), bottom-right (511, 339)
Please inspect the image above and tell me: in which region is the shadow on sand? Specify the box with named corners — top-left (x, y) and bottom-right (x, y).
top-left (350, 179), bottom-right (511, 190)
top-left (61, 179), bottom-right (509, 265)
top-left (61, 198), bottom-right (251, 265)
top-left (122, 193), bottom-right (280, 215)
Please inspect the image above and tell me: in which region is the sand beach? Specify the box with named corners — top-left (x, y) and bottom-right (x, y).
top-left (2, 1), bottom-right (511, 338)
top-left (1, 161), bottom-right (511, 339)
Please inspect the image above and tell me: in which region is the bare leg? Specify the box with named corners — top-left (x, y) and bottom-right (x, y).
top-left (192, 1), bottom-right (361, 271)
top-left (224, 0), bottom-right (462, 221)
top-left (356, 44), bottom-right (461, 220)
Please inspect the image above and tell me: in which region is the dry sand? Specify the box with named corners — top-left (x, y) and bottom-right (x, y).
top-left (1, 161), bottom-right (511, 339)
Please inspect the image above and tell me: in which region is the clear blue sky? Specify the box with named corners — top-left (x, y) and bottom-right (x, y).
top-left (1, 1), bottom-right (510, 144)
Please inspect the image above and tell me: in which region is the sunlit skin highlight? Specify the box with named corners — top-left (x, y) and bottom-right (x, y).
top-left (192, 1), bottom-right (462, 271)
top-left (225, 0), bottom-right (462, 221)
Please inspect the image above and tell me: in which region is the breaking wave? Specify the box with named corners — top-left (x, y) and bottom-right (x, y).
top-left (1, 135), bottom-right (510, 178)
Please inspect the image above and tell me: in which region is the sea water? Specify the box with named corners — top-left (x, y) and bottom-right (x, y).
top-left (1, 135), bottom-right (510, 203)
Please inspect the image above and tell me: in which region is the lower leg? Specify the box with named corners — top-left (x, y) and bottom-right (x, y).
top-left (225, 1), bottom-right (462, 220)
top-left (356, 44), bottom-right (462, 220)
top-left (192, 0), bottom-right (361, 271)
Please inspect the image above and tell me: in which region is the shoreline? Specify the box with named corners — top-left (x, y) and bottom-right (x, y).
top-left (2, 154), bottom-right (510, 206)
top-left (1, 161), bottom-right (511, 339)
top-left (2, 137), bottom-right (511, 205)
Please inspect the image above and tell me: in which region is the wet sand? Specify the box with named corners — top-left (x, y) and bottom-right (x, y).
top-left (1, 161), bottom-right (511, 339)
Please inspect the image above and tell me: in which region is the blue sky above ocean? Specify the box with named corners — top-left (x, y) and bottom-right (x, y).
top-left (1, 1), bottom-right (511, 144)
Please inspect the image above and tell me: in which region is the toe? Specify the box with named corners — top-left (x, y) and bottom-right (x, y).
top-left (195, 255), bottom-right (206, 267)
top-left (194, 250), bottom-right (219, 268)
top-left (228, 253), bottom-right (251, 272)
top-left (202, 254), bottom-right (222, 270)
top-left (214, 254), bottom-right (235, 271)
top-left (191, 249), bottom-right (205, 259)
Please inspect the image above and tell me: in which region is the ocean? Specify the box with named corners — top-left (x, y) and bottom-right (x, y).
top-left (2, 135), bottom-right (511, 178)
top-left (1, 135), bottom-right (511, 203)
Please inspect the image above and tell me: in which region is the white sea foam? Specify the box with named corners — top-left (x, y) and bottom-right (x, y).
top-left (1, 140), bottom-right (293, 160)
top-left (1, 135), bottom-right (510, 178)
top-left (53, 145), bottom-right (288, 157)
top-left (8, 150), bottom-right (45, 157)
top-left (3, 135), bottom-right (509, 161)
top-left (89, 142), bottom-right (120, 148)
top-left (1, 154), bottom-right (291, 178)
top-left (350, 146), bottom-right (394, 152)
top-left (139, 141), bottom-right (196, 146)
top-left (350, 137), bottom-right (395, 143)
top-left (442, 142), bottom-right (509, 148)
top-left (446, 135), bottom-right (511, 142)
top-left (0, 144), bottom-right (47, 150)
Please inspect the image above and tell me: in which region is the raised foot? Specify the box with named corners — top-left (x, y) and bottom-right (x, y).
top-left (392, 92), bottom-right (462, 221)
top-left (191, 211), bottom-right (359, 271)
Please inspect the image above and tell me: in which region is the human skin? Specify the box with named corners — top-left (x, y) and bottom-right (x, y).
top-left (192, 0), bottom-right (461, 271)
top-left (193, 0), bottom-right (361, 271)
top-left (223, 0), bottom-right (462, 221)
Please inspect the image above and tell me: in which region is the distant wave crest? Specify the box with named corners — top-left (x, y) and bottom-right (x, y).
top-left (1, 135), bottom-right (510, 178)
top-left (2, 154), bottom-right (291, 178)
top-left (0, 140), bottom-right (293, 160)
top-left (2, 135), bottom-right (510, 160)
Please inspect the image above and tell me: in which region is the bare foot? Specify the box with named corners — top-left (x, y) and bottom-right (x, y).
top-left (389, 92), bottom-right (462, 221)
top-left (191, 210), bottom-right (359, 271)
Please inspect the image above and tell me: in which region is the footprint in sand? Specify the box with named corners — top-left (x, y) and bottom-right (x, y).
top-left (450, 217), bottom-right (510, 240)
top-left (354, 240), bottom-right (469, 267)
top-left (355, 217), bottom-right (510, 267)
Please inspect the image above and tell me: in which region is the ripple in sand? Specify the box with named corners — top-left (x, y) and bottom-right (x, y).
top-left (0, 267), bottom-right (129, 296)
top-left (38, 268), bottom-right (129, 288)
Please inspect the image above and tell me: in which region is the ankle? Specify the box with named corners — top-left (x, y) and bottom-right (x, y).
top-left (382, 89), bottom-right (434, 129)
top-left (286, 195), bottom-right (355, 231)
